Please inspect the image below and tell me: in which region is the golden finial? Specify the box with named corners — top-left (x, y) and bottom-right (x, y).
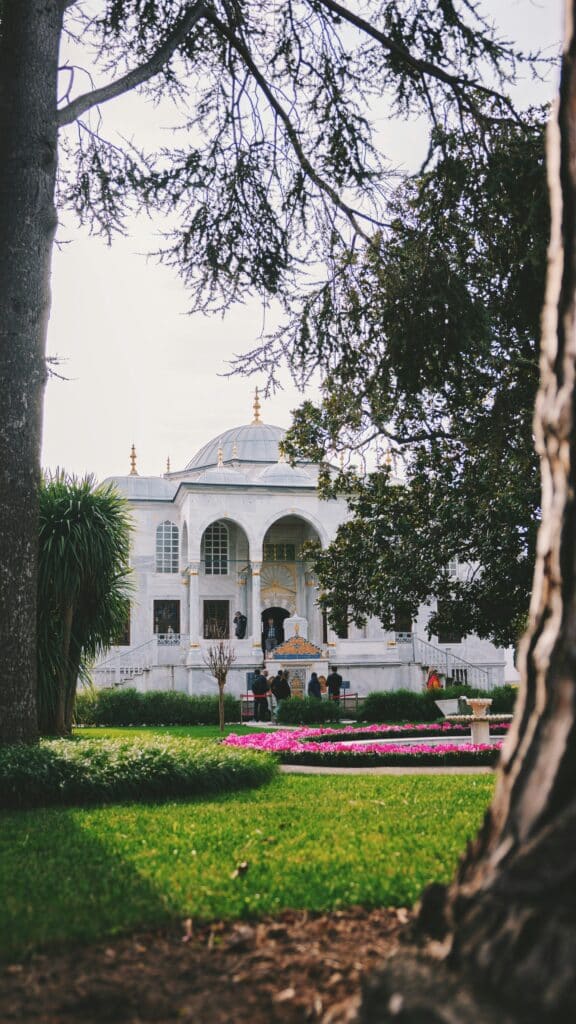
top-left (166, 456), bottom-right (171, 474)
top-left (217, 445), bottom-right (224, 467)
top-left (252, 386), bottom-right (262, 424)
top-left (384, 448), bottom-right (392, 467)
top-left (129, 443), bottom-right (138, 476)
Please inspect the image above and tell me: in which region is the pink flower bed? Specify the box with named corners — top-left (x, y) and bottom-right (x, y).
top-left (224, 729), bottom-right (503, 758)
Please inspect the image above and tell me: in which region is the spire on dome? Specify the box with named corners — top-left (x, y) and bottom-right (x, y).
top-left (166, 456), bottom-right (171, 474)
top-left (217, 445), bottom-right (224, 467)
top-left (252, 386), bottom-right (262, 424)
top-left (129, 444), bottom-right (138, 476)
top-left (232, 441), bottom-right (238, 459)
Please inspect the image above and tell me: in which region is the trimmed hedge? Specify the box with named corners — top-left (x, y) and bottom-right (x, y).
top-left (75, 688), bottom-right (241, 727)
top-left (279, 747), bottom-right (499, 768)
top-left (362, 686), bottom-right (517, 724)
top-left (276, 697), bottom-right (341, 725)
top-left (0, 737), bottom-right (277, 809)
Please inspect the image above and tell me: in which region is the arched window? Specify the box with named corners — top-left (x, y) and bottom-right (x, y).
top-left (155, 521), bottom-right (179, 573)
top-left (203, 521), bottom-right (228, 575)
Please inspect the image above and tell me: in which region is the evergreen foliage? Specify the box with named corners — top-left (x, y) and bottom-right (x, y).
top-left (276, 696), bottom-right (341, 725)
top-left (281, 122), bottom-right (547, 647)
top-left (37, 474), bottom-right (132, 736)
top-left (74, 688), bottom-right (241, 726)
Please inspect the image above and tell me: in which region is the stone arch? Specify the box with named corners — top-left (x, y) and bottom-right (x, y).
top-left (256, 508), bottom-right (328, 557)
top-left (189, 513), bottom-right (256, 563)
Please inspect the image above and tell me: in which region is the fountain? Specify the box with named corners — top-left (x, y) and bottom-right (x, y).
top-left (446, 697), bottom-right (512, 744)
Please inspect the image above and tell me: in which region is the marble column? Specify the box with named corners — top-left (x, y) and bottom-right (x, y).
top-left (251, 561), bottom-right (262, 648)
top-left (188, 561), bottom-right (200, 647)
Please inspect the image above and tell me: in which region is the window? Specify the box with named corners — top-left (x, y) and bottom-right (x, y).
top-left (447, 558), bottom-right (459, 579)
top-left (436, 601), bottom-right (463, 644)
top-left (394, 606), bottom-right (412, 641)
top-left (153, 600), bottom-right (180, 642)
top-left (204, 600), bottom-right (229, 638)
top-left (156, 521), bottom-right (179, 573)
top-left (204, 521), bottom-right (228, 575)
top-left (263, 543), bottom-right (296, 562)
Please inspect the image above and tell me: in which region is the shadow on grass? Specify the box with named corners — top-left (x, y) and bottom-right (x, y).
top-left (0, 804), bottom-right (176, 960)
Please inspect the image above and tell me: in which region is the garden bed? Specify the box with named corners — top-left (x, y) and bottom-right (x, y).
top-left (224, 728), bottom-right (503, 767)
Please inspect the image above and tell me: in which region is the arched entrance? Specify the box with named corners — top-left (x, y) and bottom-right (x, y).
top-left (261, 606), bottom-right (291, 654)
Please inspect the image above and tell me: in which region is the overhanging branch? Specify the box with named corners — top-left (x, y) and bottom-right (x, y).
top-left (57, 1), bottom-right (208, 127)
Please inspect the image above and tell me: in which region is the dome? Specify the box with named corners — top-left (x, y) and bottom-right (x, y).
top-left (186, 422), bottom-right (286, 470)
top-left (197, 464), bottom-right (247, 485)
top-left (256, 462), bottom-right (314, 487)
top-left (101, 476), bottom-right (177, 501)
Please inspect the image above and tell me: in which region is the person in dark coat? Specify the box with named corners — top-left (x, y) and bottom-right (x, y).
top-left (308, 672), bottom-right (322, 700)
top-left (233, 610), bottom-right (247, 639)
top-left (251, 668), bottom-right (270, 721)
top-left (327, 666), bottom-right (343, 701)
top-left (272, 672), bottom-right (290, 702)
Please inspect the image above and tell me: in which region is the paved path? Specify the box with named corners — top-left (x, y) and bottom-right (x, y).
top-left (280, 764), bottom-right (493, 775)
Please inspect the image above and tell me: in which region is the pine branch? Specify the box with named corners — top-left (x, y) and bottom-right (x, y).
top-left (57, 1), bottom-right (208, 127)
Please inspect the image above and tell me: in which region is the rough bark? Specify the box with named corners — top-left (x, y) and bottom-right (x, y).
top-left (359, 7), bottom-right (576, 1022)
top-left (0, 1), bottom-right (64, 744)
top-left (412, 7), bottom-right (576, 1018)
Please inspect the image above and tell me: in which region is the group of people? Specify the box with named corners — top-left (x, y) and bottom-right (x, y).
top-left (251, 667), bottom-right (291, 721)
top-left (307, 668), bottom-right (343, 701)
top-left (250, 665), bottom-right (344, 720)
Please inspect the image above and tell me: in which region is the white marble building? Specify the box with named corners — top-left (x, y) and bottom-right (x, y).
top-left (94, 394), bottom-right (507, 696)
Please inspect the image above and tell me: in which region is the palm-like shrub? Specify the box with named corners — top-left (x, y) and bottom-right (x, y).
top-left (37, 473), bottom-right (132, 735)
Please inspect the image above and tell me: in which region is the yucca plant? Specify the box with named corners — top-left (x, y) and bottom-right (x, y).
top-left (37, 473), bottom-right (132, 736)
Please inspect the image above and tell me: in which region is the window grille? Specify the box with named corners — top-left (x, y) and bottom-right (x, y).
top-left (263, 543), bottom-right (296, 561)
top-left (204, 521), bottom-right (229, 575)
top-left (155, 521), bottom-right (179, 573)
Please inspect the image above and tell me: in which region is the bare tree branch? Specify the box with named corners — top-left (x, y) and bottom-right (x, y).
top-left (57, 1), bottom-right (208, 127)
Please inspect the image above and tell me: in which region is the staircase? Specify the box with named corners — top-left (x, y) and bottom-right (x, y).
top-left (397, 634), bottom-right (490, 688)
top-left (91, 639), bottom-right (156, 688)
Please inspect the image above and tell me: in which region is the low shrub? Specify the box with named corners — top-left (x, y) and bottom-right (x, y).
top-left (74, 688), bottom-right (241, 727)
top-left (276, 697), bottom-right (341, 725)
top-left (280, 747), bottom-right (499, 768)
top-left (362, 685), bottom-right (517, 724)
top-left (0, 737), bottom-right (276, 809)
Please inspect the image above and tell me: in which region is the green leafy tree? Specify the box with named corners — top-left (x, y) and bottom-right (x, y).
top-left (0, 0), bottom-right (529, 743)
top-left (37, 473), bottom-right (132, 736)
top-left (281, 120), bottom-right (547, 647)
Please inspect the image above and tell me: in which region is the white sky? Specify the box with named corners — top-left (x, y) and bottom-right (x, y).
top-left (42, 0), bottom-right (563, 482)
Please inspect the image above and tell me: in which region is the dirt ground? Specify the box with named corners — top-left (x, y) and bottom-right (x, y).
top-left (0, 907), bottom-right (412, 1024)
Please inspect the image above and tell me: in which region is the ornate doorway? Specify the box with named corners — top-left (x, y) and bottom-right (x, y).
top-left (261, 606), bottom-right (291, 654)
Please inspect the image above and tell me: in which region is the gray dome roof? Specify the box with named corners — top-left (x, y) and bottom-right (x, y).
top-left (101, 476), bottom-right (177, 501)
top-left (257, 462), bottom-right (314, 487)
top-left (197, 464), bottom-right (247, 485)
top-left (186, 422), bottom-right (286, 470)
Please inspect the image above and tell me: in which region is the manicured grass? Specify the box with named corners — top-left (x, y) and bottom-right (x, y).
top-left (0, 773), bottom-right (494, 959)
top-left (74, 725), bottom-right (265, 741)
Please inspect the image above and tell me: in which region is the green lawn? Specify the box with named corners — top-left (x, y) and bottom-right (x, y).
top-left (74, 724), bottom-right (266, 740)
top-left (0, 773), bottom-right (494, 959)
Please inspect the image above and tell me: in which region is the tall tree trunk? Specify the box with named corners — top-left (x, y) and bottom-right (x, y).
top-left (441, 6), bottom-right (576, 1017)
top-left (0, 1), bottom-right (64, 743)
top-left (218, 680), bottom-right (226, 732)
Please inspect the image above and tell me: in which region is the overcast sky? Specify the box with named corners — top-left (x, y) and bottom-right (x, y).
top-left (42, 0), bottom-right (563, 482)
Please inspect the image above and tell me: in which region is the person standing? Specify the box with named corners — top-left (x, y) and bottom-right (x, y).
top-left (327, 666), bottom-right (343, 701)
top-left (264, 617), bottom-right (278, 653)
top-left (308, 672), bottom-right (322, 700)
top-left (233, 610), bottom-right (247, 639)
top-left (251, 668), bottom-right (270, 722)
